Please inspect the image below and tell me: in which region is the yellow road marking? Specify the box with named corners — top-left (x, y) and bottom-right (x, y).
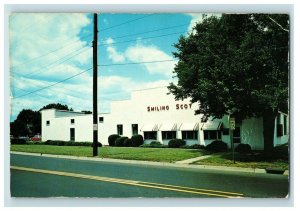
top-left (11, 166), bottom-right (244, 198)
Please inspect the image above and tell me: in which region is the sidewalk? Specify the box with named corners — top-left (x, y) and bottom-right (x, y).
top-left (11, 151), bottom-right (289, 175)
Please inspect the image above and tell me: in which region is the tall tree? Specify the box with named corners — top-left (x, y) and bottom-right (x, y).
top-left (11, 103), bottom-right (72, 137)
top-left (168, 14), bottom-right (289, 152)
top-left (10, 109), bottom-right (41, 137)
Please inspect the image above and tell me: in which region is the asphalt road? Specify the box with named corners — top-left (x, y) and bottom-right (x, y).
top-left (10, 153), bottom-right (289, 198)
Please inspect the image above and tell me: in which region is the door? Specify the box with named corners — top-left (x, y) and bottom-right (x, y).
top-left (70, 128), bottom-right (75, 141)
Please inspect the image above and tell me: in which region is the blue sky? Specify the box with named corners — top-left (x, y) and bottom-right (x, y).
top-left (9, 13), bottom-right (213, 121)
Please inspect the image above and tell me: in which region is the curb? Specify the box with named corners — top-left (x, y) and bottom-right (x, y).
top-left (10, 151), bottom-right (289, 175)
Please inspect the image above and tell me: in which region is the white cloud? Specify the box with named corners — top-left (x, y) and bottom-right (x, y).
top-left (125, 44), bottom-right (176, 78)
top-left (105, 38), bottom-right (125, 63)
top-left (10, 13), bottom-right (92, 120)
top-left (107, 46), bottom-right (125, 63)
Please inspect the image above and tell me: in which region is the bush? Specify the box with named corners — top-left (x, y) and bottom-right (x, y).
top-left (44, 140), bottom-right (96, 147)
top-left (11, 138), bottom-right (27, 145)
top-left (115, 137), bottom-right (128, 147)
top-left (108, 134), bottom-right (120, 146)
top-left (131, 134), bottom-right (144, 147)
top-left (91, 141), bottom-right (102, 148)
top-left (205, 141), bottom-right (228, 152)
top-left (168, 139), bottom-right (186, 148)
top-left (124, 138), bottom-right (132, 147)
top-left (235, 144), bottom-right (252, 154)
top-left (180, 144), bottom-right (206, 149)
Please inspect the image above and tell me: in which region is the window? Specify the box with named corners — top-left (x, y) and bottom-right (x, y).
top-left (132, 124), bottom-right (138, 135)
top-left (277, 124), bottom-right (283, 137)
top-left (277, 113), bottom-right (281, 124)
top-left (70, 128), bottom-right (75, 141)
top-left (144, 131), bottom-right (157, 140)
top-left (203, 130), bottom-right (222, 140)
top-left (99, 117), bottom-right (104, 123)
top-left (182, 131), bottom-right (198, 140)
top-left (71, 119), bottom-right (75, 124)
top-left (117, 124), bottom-right (123, 135)
top-left (233, 127), bottom-right (241, 143)
top-left (46, 120), bottom-right (50, 126)
top-left (284, 115), bottom-right (288, 135)
top-left (222, 128), bottom-right (229, 135)
top-left (162, 131), bottom-right (176, 140)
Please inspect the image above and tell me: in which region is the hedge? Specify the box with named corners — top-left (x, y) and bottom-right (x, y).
top-left (235, 144), bottom-right (252, 154)
top-left (108, 134), bottom-right (120, 146)
top-left (131, 134), bottom-right (144, 147)
top-left (11, 138), bottom-right (27, 145)
top-left (124, 138), bottom-right (133, 147)
top-left (44, 140), bottom-right (101, 147)
top-left (168, 139), bottom-right (186, 148)
top-left (205, 141), bottom-right (228, 152)
top-left (115, 137), bottom-right (129, 147)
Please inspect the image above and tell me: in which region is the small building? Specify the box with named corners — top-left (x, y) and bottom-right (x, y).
top-left (41, 87), bottom-right (289, 150)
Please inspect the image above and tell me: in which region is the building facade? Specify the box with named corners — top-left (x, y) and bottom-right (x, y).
top-left (41, 87), bottom-right (289, 150)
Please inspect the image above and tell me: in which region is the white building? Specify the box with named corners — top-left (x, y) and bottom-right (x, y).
top-left (41, 87), bottom-right (289, 150)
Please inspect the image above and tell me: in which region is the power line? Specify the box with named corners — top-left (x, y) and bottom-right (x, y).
top-left (100, 23), bottom-right (188, 42)
top-left (99, 31), bottom-right (185, 47)
top-left (100, 14), bottom-right (154, 32)
top-left (10, 34), bottom-right (93, 69)
top-left (98, 59), bottom-right (176, 67)
top-left (12, 46), bottom-right (91, 78)
top-left (13, 67), bottom-right (93, 99)
top-left (12, 59), bottom-right (177, 99)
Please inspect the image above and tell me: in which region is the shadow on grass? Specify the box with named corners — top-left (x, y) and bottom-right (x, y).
top-left (219, 143), bottom-right (289, 163)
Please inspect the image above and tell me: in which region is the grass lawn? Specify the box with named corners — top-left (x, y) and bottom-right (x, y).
top-left (194, 145), bottom-right (289, 170)
top-left (10, 145), bottom-right (205, 163)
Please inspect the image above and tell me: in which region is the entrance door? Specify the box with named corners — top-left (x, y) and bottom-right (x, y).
top-left (70, 128), bottom-right (75, 141)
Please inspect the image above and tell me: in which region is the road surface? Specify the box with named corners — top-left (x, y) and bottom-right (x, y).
top-left (10, 153), bottom-right (289, 198)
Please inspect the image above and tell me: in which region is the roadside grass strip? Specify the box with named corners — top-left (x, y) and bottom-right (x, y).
top-left (11, 166), bottom-right (244, 198)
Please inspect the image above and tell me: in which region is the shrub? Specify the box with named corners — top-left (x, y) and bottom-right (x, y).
top-left (205, 141), bottom-right (228, 152)
top-left (131, 134), bottom-right (144, 147)
top-left (168, 139), bottom-right (186, 148)
top-left (108, 134), bottom-right (120, 146)
top-left (115, 137), bottom-right (128, 147)
top-left (11, 138), bottom-right (27, 145)
top-left (235, 144), bottom-right (252, 154)
top-left (124, 138), bottom-right (132, 147)
top-left (91, 141), bottom-right (102, 148)
top-left (180, 144), bottom-right (206, 149)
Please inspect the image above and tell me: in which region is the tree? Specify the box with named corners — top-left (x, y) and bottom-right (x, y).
top-left (168, 14), bottom-right (289, 152)
top-left (11, 103), bottom-right (73, 137)
top-left (40, 103), bottom-right (70, 111)
top-left (10, 109), bottom-right (41, 137)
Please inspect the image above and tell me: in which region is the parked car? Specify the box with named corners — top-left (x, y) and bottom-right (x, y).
top-left (31, 134), bottom-right (41, 141)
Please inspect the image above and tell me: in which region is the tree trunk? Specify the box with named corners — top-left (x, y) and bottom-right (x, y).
top-left (262, 109), bottom-right (277, 153)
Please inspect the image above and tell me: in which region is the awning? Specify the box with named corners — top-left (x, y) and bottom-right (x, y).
top-left (179, 123), bottom-right (199, 131)
top-left (159, 123), bottom-right (177, 131)
top-left (201, 121), bottom-right (222, 130)
top-left (141, 124), bottom-right (159, 131)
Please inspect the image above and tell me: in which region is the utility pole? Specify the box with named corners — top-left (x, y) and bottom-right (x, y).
top-left (92, 13), bottom-right (98, 156)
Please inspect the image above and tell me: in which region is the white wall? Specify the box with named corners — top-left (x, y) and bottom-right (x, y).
top-left (41, 87), bottom-right (288, 150)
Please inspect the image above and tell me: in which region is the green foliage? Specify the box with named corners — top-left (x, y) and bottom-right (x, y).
top-left (180, 144), bottom-right (206, 149)
top-left (10, 109), bottom-right (41, 137)
top-left (108, 134), bottom-right (120, 146)
top-left (235, 144), bottom-right (252, 154)
top-left (44, 140), bottom-right (96, 147)
top-left (169, 14), bottom-right (289, 152)
top-left (40, 103), bottom-right (70, 111)
top-left (115, 137), bottom-right (128, 147)
top-left (11, 138), bottom-right (27, 145)
top-left (131, 134), bottom-right (144, 147)
top-left (168, 139), bottom-right (186, 148)
top-left (205, 141), bottom-right (228, 152)
top-left (124, 138), bottom-right (133, 147)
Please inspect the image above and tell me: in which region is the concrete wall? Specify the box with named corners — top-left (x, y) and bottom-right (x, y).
top-left (41, 87), bottom-right (289, 150)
